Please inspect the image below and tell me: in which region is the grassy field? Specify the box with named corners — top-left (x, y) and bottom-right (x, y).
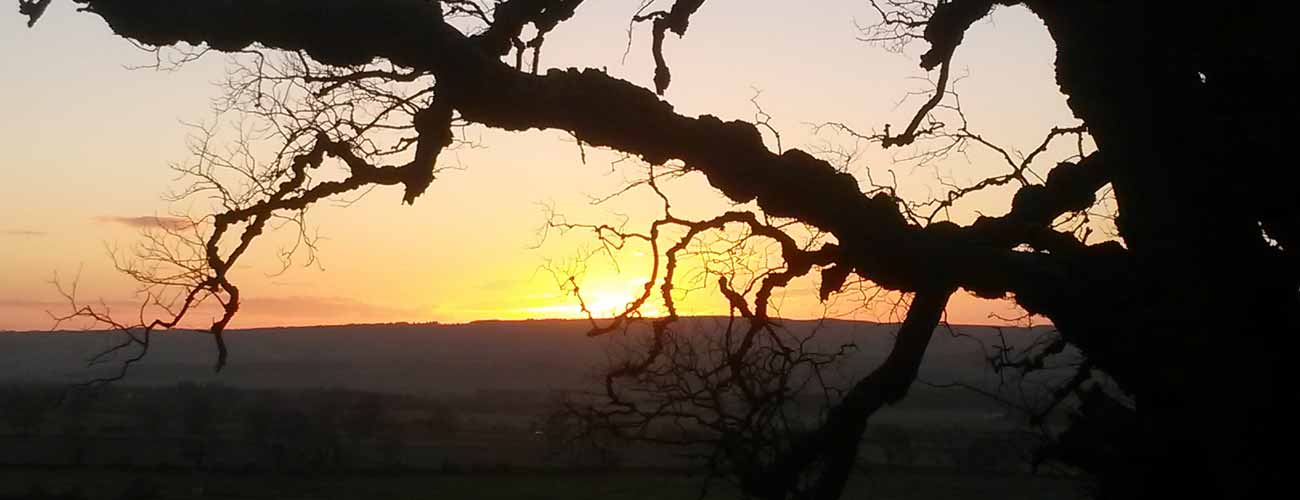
top-left (0, 467), bottom-right (1085, 500)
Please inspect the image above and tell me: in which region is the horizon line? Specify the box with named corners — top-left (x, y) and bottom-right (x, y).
top-left (0, 315), bottom-right (1051, 334)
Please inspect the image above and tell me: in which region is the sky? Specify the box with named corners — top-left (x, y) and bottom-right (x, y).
top-left (0, 1), bottom-right (1084, 331)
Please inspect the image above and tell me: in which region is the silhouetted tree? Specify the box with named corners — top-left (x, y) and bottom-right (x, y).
top-left (344, 393), bottom-right (383, 443)
top-left (378, 435), bottom-right (406, 469)
top-left (178, 383), bottom-right (217, 468)
top-left (127, 390), bottom-right (166, 438)
top-left (303, 391), bottom-right (348, 469)
top-left (19, 1), bottom-right (1297, 499)
top-left (0, 384), bottom-right (57, 436)
top-left (538, 399), bottom-right (628, 469)
top-left (869, 424), bottom-right (915, 467)
top-left (241, 400), bottom-right (279, 468)
top-left (421, 402), bottom-right (461, 439)
top-left (57, 390), bottom-right (95, 467)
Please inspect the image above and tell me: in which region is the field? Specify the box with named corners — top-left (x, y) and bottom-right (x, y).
top-left (0, 321), bottom-right (1086, 499)
top-left (0, 467), bottom-right (1084, 500)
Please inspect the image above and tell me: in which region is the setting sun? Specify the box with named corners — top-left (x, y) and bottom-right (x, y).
top-left (5, 1), bottom-right (1290, 499)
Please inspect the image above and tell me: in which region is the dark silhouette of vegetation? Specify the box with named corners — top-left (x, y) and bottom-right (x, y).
top-left (15, 1), bottom-right (1297, 499)
top-left (0, 385), bottom-right (56, 437)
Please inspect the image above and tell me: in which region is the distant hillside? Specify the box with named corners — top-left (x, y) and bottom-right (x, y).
top-left (0, 318), bottom-right (1068, 398)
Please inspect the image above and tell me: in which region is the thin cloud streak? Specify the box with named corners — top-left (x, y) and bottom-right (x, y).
top-left (0, 295), bottom-right (435, 331)
top-left (3, 229), bottom-right (47, 237)
top-left (94, 215), bottom-right (196, 230)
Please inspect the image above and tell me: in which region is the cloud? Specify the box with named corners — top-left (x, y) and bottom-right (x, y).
top-left (478, 278), bottom-right (529, 290)
top-left (2, 229), bottom-right (47, 237)
top-left (0, 299), bottom-right (62, 308)
top-left (239, 296), bottom-right (429, 320)
top-left (0, 295), bottom-right (433, 331)
top-left (94, 215), bottom-right (196, 231)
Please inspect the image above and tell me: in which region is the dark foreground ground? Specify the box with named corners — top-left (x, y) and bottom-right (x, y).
top-left (0, 321), bottom-right (1086, 499)
top-left (0, 467), bottom-right (1084, 500)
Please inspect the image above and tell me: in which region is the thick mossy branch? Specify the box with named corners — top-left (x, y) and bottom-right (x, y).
top-left (18, 0), bottom-right (50, 27)
top-left (754, 288), bottom-right (954, 500)
top-left (918, 0), bottom-right (1005, 69)
top-left (472, 0), bottom-right (584, 57)
top-left (79, 0), bottom-right (450, 68)
top-left (43, 1), bottom-right (1300, 499)
top-left (449, 65), bottom-right (1094, 300)
top-left (68, 3), bottom-right (1139, 382)
top-left (634, 0), bottom-right (707, 94)
top-left (73, 0), bottom-right (1114, 317)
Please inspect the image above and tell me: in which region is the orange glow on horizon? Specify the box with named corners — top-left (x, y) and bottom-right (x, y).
top-left (1, 2), bottom-right (1065, 332)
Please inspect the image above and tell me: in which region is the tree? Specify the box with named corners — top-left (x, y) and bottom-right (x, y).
top-left (178, 382), bottom-right (218, 468)
top-left (57, 388), bottom-right (96, 467)
top-left (422, 402), bottom-right (461, 439)
top-left (16, 1), bottom-right (1297, 499)
top-left (0, 384), bottom-right (57, 436)
top-left (241, 398), bottom-right (279, 468)
top-left (342, 392), bottom-right (385, 464)
top-left (127, 389), bottom-right (166, 438)
top-left (868, 424), bottom-right (915, 467)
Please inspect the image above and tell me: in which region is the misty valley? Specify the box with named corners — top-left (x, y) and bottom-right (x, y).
top-left (0, 319), bottom-right (1085, 499)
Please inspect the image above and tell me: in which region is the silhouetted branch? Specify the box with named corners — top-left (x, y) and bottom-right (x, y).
top-left (29, 1), bottom-right (1300, 497)
top-left (17, 0), bottom-right (50, 27)
top-left (473, 0), bottom-right (584, 72)
top-left (630, 0), bottom-right (706, 94)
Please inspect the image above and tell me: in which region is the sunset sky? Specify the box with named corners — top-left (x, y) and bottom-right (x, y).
top-left (0, 1), bottom-right (1085, 331)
